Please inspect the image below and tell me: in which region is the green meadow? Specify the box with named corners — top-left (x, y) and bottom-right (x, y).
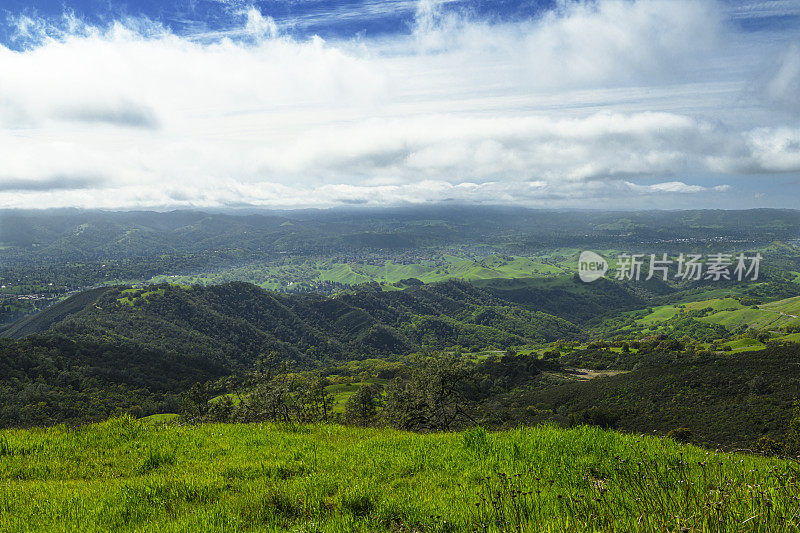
top-left (688, 296), bottom-right (800, 331)
top-left (145, 252), bottom-right (580, 291)
top-left (2, 416), bottom-right (799, 532)
top-left (631, 295), bottom-right (800, 332)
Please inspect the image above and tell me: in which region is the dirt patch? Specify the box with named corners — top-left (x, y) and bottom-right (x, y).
top-left (553, 368), bottom-right (628, 381)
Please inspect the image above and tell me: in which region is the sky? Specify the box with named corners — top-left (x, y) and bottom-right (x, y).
top-left (0, 0), bottom-right (799, 210)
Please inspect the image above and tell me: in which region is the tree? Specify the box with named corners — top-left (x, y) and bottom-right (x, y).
top-left (243, 373), bottom-right (294, 422)
top-left (344, 384), bottom-right (383, 426)
top-left (180, 382), bottom-right (212, 420)
top-left (383, 354), bottom-right (474, 431)
top-left (207, 394), bottom-right (234, 422)
top-left (298, 377), bottom-right (334, 423)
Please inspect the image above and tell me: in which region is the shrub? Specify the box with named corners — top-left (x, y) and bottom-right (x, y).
top-left (787, 399), bottom-right (800, 455)
top-left (667, 427), bottom-right (693, 443)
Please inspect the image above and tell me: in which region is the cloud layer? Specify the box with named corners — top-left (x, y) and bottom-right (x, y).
top-left (0, 0), bottom-right (798, 209)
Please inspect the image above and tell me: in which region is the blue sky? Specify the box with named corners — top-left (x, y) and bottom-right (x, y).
top-left (0, 1), bottom-right (564, 45)
top-left (0, 0), bottom-right (799, 210)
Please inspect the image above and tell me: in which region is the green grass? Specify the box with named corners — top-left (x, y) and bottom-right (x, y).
top-left (145, 252), bottom-right (586, 292)
top-left (117, 287), bottom-right (166, 306)
top-left (635, 305), bottom-right (680, 325)
top-left (631, 295), bottom-right (800, 332)
top-left (762, 296), bottom-right (800, 316)
top-left (684, 297), bottom-right (744, 312)
top-left (476, 273), bottom-right (603, 293)
top-left (139, 414), bottom-right (181, 425)
top-left (719, 337), bottom-right (767, 353)
top-left (667, 287), bottom-right (741, 304)
top-left (632, 297), bottom-right (746, 328)
top-left (1, 416), bottom-right (799, 532)
top-left (700, 307), bottom-right (800, 330)
top-left (778, 332), bottom-right (800, 343)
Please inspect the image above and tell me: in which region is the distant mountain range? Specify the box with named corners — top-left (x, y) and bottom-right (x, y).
top-left (2, 207), bottom-right (798, 262)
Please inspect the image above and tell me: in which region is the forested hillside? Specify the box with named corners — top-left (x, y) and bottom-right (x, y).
top-left (0, 281), bottom-right (585, 427)
top-left (0, 335), bottom-right (223, 427)
top-left (484, 344), bottom-right (800, 448)
top-left (19, 281), bottom-right (583, 365)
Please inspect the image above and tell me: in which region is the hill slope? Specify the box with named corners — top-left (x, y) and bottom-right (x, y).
top-left (0, 334), bottom-right (226, 427)
top-left (0, 287), bottom-right (111, 339)
top-left (12, 281), bottom-right (584, 368)
top-left (480, 276), bottom-right (647, 324)
top-left (0, 419), bottom-right (797, 532)
top-left (0, 280), bottom-right (587, 428)
top-left (489, 343), bottom-right (800, 448)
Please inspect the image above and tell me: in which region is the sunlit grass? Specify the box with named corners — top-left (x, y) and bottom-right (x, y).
top-left (1, 416), bottom-right (799, 531)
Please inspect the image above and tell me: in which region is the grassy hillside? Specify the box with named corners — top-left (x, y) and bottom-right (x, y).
top-left (1, 417), bottom-right (798, 532)
top-left (628, 295), bottom-right (800, 333)
top-left (146, 254), bottom-right (571, 293)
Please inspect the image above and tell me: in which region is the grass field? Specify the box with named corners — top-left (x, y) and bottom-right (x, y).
top-left (668, 288), bottom-right (742, 304)
top-left (719, 337), bottom-right (767, 353)
top-left (778, 332), bottom-right (800, 343)
top-left (684, 298), bottom-right (744, 312)
top-left (634, 305), bottom-right (680, 325)
top-left (1, 416), bottom-right (799, 532)
top-left (762, 296), bottom-right (800, 316)
top-left (630, 295), bottom-right (800, 333)
top-left (145, 252), bottom-right (587, 292)
top-left (699, 304), bottom-right (800, 330)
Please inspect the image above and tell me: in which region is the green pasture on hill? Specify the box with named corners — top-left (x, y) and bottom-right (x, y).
top-left (1, 417), bottom-right (799, 532)
top-left (145, 252), bottom-right (588, 292)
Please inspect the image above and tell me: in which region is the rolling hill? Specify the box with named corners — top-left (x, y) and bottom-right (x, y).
top-left (488, 343), bottom-right (800, 448)
top-left (0, 280), bottom-right (587, 428)
top-left (26, 281), bottom-right (584, 368)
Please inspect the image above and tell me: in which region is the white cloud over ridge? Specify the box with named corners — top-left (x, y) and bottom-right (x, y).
top-left (0, 0), bottom-right (797, 209)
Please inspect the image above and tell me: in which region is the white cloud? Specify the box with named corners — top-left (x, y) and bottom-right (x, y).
top-left (746, 127), bottom-right (800, 172)
top-left (624, 181), bottom-right (730, 194)
top-left (243, 8), bottom-right (279, 39)
top-left (0, 0), bottom-right (796, 209)
top-left (765, 44), bottom-right (800, 114)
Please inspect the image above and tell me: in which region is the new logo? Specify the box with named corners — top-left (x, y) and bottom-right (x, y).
top-left (578, 251), bottom-right (608, 283)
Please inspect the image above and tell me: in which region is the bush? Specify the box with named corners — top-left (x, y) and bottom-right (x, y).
top-left (756, 436), bottom-right (783, 455)
top-left (569, 407), bottom-right (618, 429)
top-left (667, 427), bottom-right (693, 443)
top-left (787, 399), bottom-right (800, 455)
